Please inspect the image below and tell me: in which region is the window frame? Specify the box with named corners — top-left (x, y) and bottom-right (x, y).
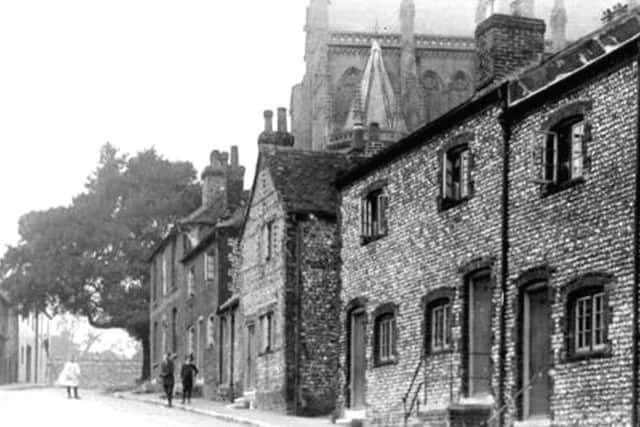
top-left (205, 251), bottom-right (215, 283)
top-left (372, 303), bottom-right (398, 367)
top-left (428, 299), bottom-right (452, 354)
top-left (542, 117), bottom-right (586, 192)
top-left (562, 272), bottom-right (613, 362)
top-left (360, 182), bottom-right (389, 245)
top-left (259, 312), bottom-right (274, 355)
top-left (438, 132), bottom-right (475, 212)
top-left (187, 265), bottom-right (196, 297)
top-left (264, 220), bottom-right (274, 262)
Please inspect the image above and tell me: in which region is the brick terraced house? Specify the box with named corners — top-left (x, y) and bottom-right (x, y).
top-left (149, 146), bottom-right (246, 399)
top-left (335, 7), bottom-right (640, 427)
top-left (233, 109), bottom-right (362, 415)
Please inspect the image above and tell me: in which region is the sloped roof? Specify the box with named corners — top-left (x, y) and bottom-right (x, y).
top-left (261, 149), bottom-right (365, 217)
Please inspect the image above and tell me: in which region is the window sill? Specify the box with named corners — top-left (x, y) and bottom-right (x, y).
top-left (438, 196), bottom-right (470, 212)
top-left (373, 358), bottom-right (397, 368)
top-left (360, 233), bottom-right (386, 246)
top-left (542, 177), bottom-right (585, 197)
top-left (562, 345), bottom-right (611, 363)
top-left (426, 347), bottom-right (454, 357)
top-left (259, 348), bottom-right (278, 357)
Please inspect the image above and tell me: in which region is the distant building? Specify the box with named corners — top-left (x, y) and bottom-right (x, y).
top-left (17, 311), bottom-right (50, 384)
top-left (149, 146), bottom-right (246, 399)
top-left (0, 293), bottom-right (18, 384)
top-left (290, 0), bottom-right (570, 153)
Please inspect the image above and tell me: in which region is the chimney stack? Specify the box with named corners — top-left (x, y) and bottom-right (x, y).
top-left (369, 122), bottom-right (380, 143)
top-left (264, 110), bottom-right (274, 132)
top-left (230, 145), bottom-right (239, 167)
top-left (277, 108), bottom-right (288, 132)
top-left (258, 108), bottom-right (295, 150)
top-left (201, 150), bottom-right (228, 208)
top-left (350, 123), bottom-right (365, 153)
top-left (475, 13), bottom-right (546, 90)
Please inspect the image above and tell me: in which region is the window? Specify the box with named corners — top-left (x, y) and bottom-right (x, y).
top-left (187, 266), bottom-right (195, 296)
top-left (207, 315), bottom-right (215, 348)
top-left (171, 308), bottom-right (178, 354)
top-left (563, 272), bottom-right (612, 360)
top-left (429, 300), bottom-right (451, 353)
top-left (573, 290), bottom-right (605, 354)
top-left (374, 314), bottom-right (395, 365)
top-left (360, 188), bottom-right (388, 243)
top-left (152, 321), bottom-right (159, 363)
top-left (197, 317), bottom-right (204, 369)
top-left (372, 303), bottom-right (397, 366)
top-left (162, 253), bottom-right (168, 295)
top-left (150, 262), bottom-right (156, 302)
top-left (171, 241), bottom-right (177, 290)
top-left (188, 325), bottom-right (195, 357)
top-left (263, 221), bottom-right (274, 261)
top-left (542, 118), bottom-right (586, 186)
top-left (260, 312), bottom-right (274, 353)
top-left (441, 145), bottom-right (472, 208)
top-left (205, 252), bottom-right (215, 282)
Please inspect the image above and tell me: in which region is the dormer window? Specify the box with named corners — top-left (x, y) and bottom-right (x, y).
top-left (360, 185), bottom-right (388, 244)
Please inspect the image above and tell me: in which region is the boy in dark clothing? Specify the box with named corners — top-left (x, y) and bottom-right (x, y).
top-left (180, 354), bottom-right (199, 404)
top-left (159, 352), bottom-right (176, 407)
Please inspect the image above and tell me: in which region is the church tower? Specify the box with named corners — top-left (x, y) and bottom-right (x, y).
top-left (292, 0), bottom-right (331, 150)
top-left (399, 0), bottom-right (422, 132)
top-left (550, 0), bottom-right (567, 52)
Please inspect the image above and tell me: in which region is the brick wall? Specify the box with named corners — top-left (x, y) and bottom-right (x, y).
top-left (505, 59), bottom-right (638, 426)
top-left (339, 105), bottom-right (504, 425)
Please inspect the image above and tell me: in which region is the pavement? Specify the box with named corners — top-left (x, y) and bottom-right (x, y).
top-left (0, 386), bottom-right (241, 427)
top-left (113, 390), bottom-right (334, 427)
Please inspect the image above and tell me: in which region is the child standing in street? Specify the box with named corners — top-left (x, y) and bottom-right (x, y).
top-left (57, 354), bottom-right (81, 399)
top-left (180, 354), bottom-right (199, 404)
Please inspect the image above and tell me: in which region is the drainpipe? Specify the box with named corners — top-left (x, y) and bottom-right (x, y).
top-left (632, 41), bottom-right (640, 427)
top-left (497, 82), bottom-right (511, 427)
top-left (294, 218), bottom-right (303, 415)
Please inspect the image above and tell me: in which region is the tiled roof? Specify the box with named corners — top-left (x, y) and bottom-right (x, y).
top-left (262, 149), bottom-right (364, 217)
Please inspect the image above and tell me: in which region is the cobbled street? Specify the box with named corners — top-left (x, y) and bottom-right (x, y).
top-left (0, 388), bottom-right (240, 427)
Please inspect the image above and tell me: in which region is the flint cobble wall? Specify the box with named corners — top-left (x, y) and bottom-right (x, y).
top-left (505, 59), bottom-right (638, 426)
top-left (340, 105), bottom-right (505, 426)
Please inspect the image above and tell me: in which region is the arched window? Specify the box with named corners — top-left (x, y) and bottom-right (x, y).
top-left (372, 303), bottom-right (398, 366)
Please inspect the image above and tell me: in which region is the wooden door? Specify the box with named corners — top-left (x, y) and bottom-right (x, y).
top-left (525, 286), bottom-right (551, 418)
top-left (25, 346), bottom-right (32, 383)
top-left (469, 274), bottom-right (492, 396)
top-left (350, 310), bottom-right (367, 409)
top-left (246, 324), bottom-right (256, 390)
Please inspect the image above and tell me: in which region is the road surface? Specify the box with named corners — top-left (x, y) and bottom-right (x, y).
top-left (0, 387), bottom-right (240, 427)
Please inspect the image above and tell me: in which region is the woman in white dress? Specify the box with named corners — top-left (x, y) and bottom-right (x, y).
top-left (57, 354), bottom-right (81, 399)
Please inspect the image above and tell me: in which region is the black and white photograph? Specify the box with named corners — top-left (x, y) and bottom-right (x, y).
top-left (1, 0), bottom-right (639, 426)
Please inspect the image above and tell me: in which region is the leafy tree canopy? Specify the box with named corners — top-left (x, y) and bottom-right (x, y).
top-left (1, 143), bottom-right (200, 377)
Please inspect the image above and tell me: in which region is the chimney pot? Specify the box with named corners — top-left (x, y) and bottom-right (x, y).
top-left (369, 122), bottom-right (380, 142)
top-left (277, 108), bottom-right (287, 132)
top-left (264, 110), bottom-right (274, 132)
top-left (230, 146), bottom-right (239, 167)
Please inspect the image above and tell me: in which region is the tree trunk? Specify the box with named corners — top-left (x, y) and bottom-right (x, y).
top-left (141, 334), bottom-right (150, 381)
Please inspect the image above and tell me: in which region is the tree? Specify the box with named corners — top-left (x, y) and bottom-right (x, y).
top-left (1, 143), bottom-right (201, 379)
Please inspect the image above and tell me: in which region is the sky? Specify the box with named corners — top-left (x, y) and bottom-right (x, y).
top-left (0, 0), bottom-right (624, 256)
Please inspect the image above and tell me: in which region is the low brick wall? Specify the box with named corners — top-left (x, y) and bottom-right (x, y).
top-left (49, 356), bottom-right (142, 389)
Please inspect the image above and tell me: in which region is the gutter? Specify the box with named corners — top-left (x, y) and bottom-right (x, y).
top-left (632, 40), bottom-right (640, 427)
top-left (497, 82), bottom-right (511, 427)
